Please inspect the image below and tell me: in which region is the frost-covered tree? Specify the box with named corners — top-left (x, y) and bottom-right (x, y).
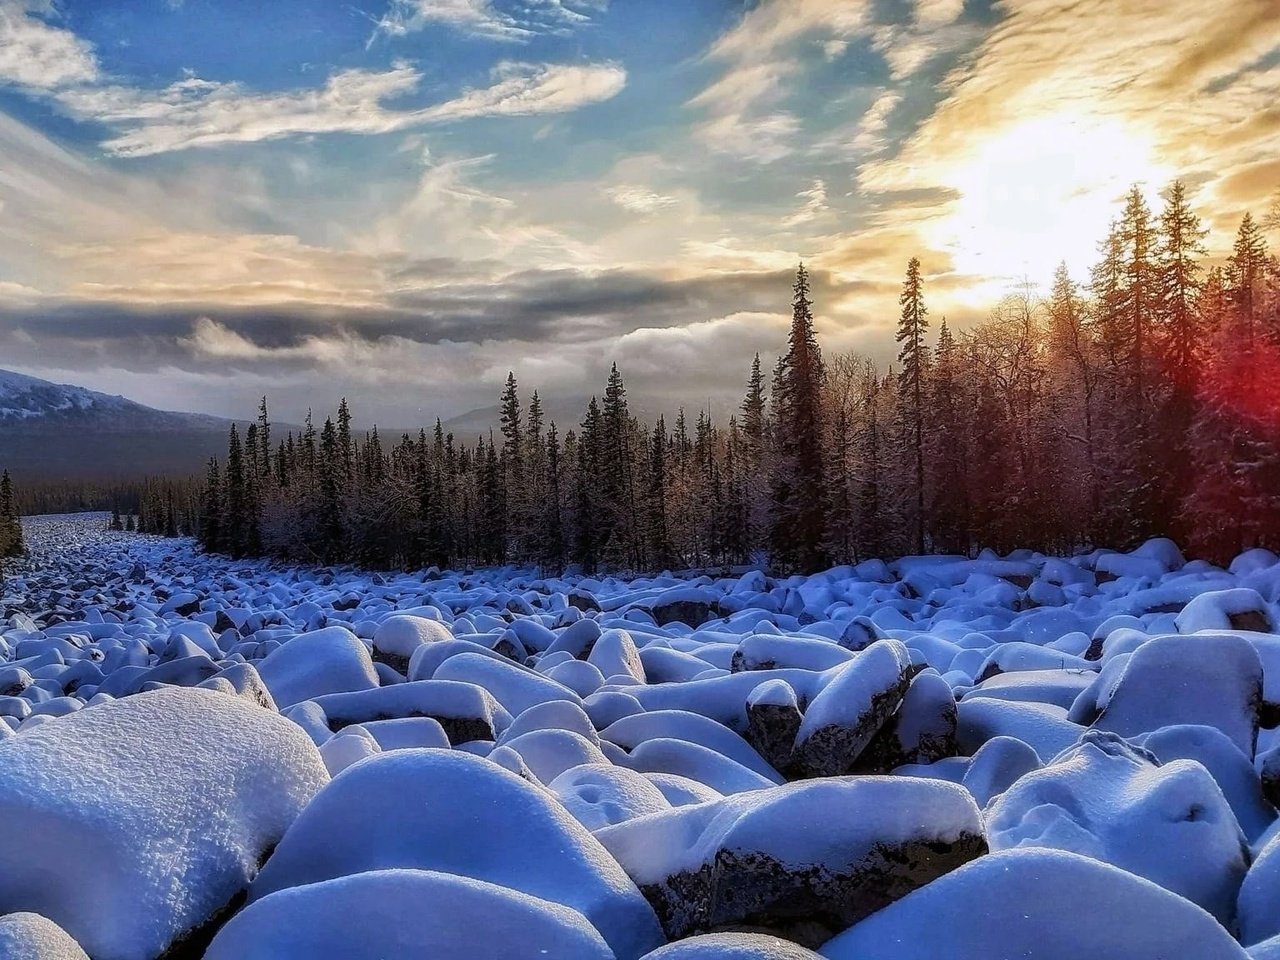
top-left (769, 264), bottom-right (828, 571)
top-left (895, 257), bottom-right (930, 553)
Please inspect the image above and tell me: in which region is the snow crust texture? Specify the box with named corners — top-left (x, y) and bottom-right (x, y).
top-left (2, 518), bottom-right (1280, 957)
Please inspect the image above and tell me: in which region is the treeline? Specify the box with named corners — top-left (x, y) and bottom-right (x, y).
top-left (14, 476), bottom-right (200, 530)
top-left (0, 470), bottom-right (23, 558)
top-left (198, 182), bottom-right (1279, 572)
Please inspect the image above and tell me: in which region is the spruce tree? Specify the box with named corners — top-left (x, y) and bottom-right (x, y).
top-left (0, 470), bottom-right (22, 557)
top-left (647, 416), bottom-right (671, 569)
top-left (768, 264), bottom-right (828, 571)
top-left (200, 457), bottom-right (222, 552)
top-left (542, 421), bottom-right (565, 572)
top-left (1229, 212), bottom-right (1269, 342)
top-left (895, 256), bottom-right (930, 554)
top-left (224, 425), bottom-right (246, 557)
top-left (499, 372), bottom-right (525, 557)
top-left (740, 353), bottom-right (768, 549)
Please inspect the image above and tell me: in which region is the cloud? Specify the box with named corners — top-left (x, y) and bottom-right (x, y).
top-left (371, 0), bottom-right (606, 43)
top-left (0, 0), bottom-right (98, 90)
top-left (52, 61), bottom-right (626, 156)
top-left (605, 186), bottom-right (677, 215)
top-left (783, 178), bottom-right (829, 227)
top-left (689, 0), bottom-right (871, 163)
top-left (854, 0), bottom-right (1280, 281)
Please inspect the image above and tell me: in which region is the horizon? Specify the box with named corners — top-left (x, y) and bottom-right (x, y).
top-left (0, 0), bottom-right (1275, 425)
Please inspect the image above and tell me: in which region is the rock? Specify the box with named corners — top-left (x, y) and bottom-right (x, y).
top-left (820, 848), bottom-right (1251, 960)
top-left (1092, 634), bottom-right (1263, 758)
top-left (311, 679), bottom-right (513, 743)
top-left (1240, 829), bottom-right (1280, 946)
top-left (250, 749), bottom-right (663, 960)
top-left (371, 615), bottom-right (452, 673)
top-left (789, 640), bottom-right (913, 778)
top-left (0, 688), bottom-right (328, 960)
top-left (986, 731), bottom-right (1248, 926)
top-left (550, 763), bottom-right (673, 832)
top-left (596, 776), bottom-right (985, 947)
top-left (207, 869), bottom-right (615, 960)
top-left (256, 625), bottom-right (380, 709)
top-left (0, 914), bottom-right (89, 960)
top-left (744, 679), bottom-right (803, 774)
top-left (855, 668), bottom-right (957, 773)
top-left (639, 933), bottom-right (822, 959)
top-left (1177, 588), bottom-right (1275, 634)
top-left (650, 588), bottom-right (720, 628)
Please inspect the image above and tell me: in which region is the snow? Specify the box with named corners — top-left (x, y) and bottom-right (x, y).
top-left (986, 731), bottom-right (1248, 925)
top-left (819, 848), bottom-right (1251, 959)
top-left (256, 624), bottom-right (379, 708)
top-left (0, 914), bottom-right (89, 960)
top-left (0, 686), bottom-right (328, 960)
top-left (642, 933), bottom-right (822, 958)
top-left (249, 749), bottom-right (663, 959)
top-left (597, 776), bottom-right (981, 887)
top-left (7, 516), bottom-right (1280, 957)
top-left (206, 869), bottom-right (615, 959)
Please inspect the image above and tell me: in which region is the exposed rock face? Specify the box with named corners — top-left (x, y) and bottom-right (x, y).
top-left (597, 777), bottom-right (986, 947)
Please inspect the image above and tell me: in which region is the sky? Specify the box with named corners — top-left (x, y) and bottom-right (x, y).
top-left (0, 0), bottom-right (1277, 428)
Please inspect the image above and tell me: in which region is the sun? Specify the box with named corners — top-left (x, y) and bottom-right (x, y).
top-left (932, 114), bottom-right (1174, 286)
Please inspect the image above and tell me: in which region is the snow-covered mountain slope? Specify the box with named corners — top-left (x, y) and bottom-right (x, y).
top-left (0, 368), bottom-right (239, 479)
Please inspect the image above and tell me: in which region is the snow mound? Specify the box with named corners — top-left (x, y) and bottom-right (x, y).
top-left (986, 730), bottom-right (1247, 925)
top-left (256, 625), bottom-right (379, 708)
top-left (0, 687), bottom-right (328, 960)
top-left (597, 776), bottom-right (984, 946)
top-left (206, 869), bottom-right (614, 960)
top-left (249, 748), bottom-right (663, 960)
top-left (0, 914), bottom-right (89, 960)
top-left (641, 932), bottom-right (822, 958)
top-left (820, 848), bottom-right (1250, 960)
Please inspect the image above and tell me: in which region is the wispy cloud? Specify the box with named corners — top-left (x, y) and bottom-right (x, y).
top-left (371, 0), bottom-right (606, 43)
top-left (783, 178), bottom-right (829, 227)
top-left (52, 60), bottom-right (625, 156)
top-left (605, 185), bottom-right (677, 215)
top-left (0, 0), bottom-right (98, 90)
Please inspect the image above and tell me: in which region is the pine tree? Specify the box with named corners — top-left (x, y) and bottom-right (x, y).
top-left (499, 372), bottom-right (525, 558)
top-left (768, 264), bottom-right (828, 571)
top-left (223, 424), bottom-right (246, 557)
top-left (257, 396), bottom-right (272, 480)
top-left (200, 457), bottom-right (222, 552)
top-left (0, 470), bottom-right (22, 558)
top-left (1155, 181), bottom-right (1207, 537)
top-left (740, 353), bottom-right (769, 550)
top-left (927, 320), bottom-right (971, 552)
top-left (1229, 212), bottom-right (1269, 342)
top-left (895, 256), bottom-right (930, 553)
top-left (576, 398), bottom-right (603, 573)
top-left (337, 398), bottom-right (355, 490)
top-left (542, 421), bottom-right (565, 571)
top-left (647, 416), bottom-right (672, 569)
top-left (601, 363), bottom-right (641, 570)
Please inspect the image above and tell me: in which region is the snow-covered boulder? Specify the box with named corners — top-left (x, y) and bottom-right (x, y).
top-left (820, 848), bottom-right (1251, 960)
top-left (0, 687), bottom-right (328, 960)
top-left (250, 749), bottom-right (663, 959)
top-left (311, 679), bottom-right (513, 742)
top-left (1240, 830), bottom-right (1280, 946)
top-left (1177, 588), bottom-right (1275, 634)
top-left (855, 668), bottom-right (957, 772)
top-left (745, 679), bottom-right (803, 773)
top-left (256, 625), bottom-right (379, 708)
top-left (0, 914), bottom-right (89, 960)
top-left (550, 763), bottom-right (672, 831)
top-left (790, 640), bottom-right (913, 778)
top-left (1091, 634), bottom-right (1263, 757)
top-left (596, 776), bottom-right (985, 946)
top-left (207, 869), bottom-right (615, 960)
top-left (371, 614), bottom-right (452, 672)
top-left (650, 587), bottom-right (720, 627)
top-left (640, 933), bottom-right (822, 959)
top-left (986, 731), bottom-right (1248, 925)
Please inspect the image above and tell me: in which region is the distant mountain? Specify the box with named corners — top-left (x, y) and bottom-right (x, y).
top-left (0, 369), bottom-right (243, 480)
